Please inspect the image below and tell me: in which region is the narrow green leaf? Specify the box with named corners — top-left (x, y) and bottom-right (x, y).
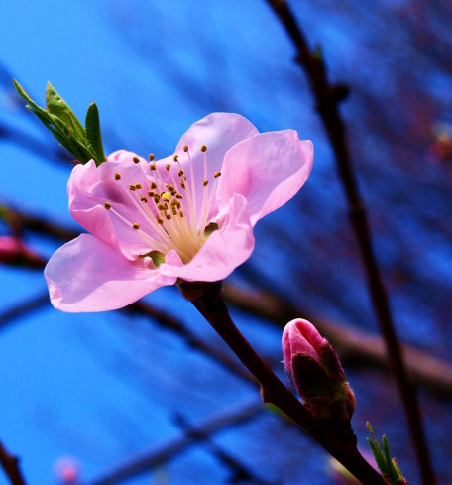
top-left (85, 102), bottom-right (106, 166)
top-left (382, 435), bottom-right (399, 479)
top-left (46, 82), bottom-right (86, 141)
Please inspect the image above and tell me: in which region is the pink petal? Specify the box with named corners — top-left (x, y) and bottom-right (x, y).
top-left (283, 319), bottom-right (327, 373)
top-left (158, 193), bottom-right (255, 282)
top-left (217, 130), bottom-right (313, 226)
top-left (68, 152), bottom-right (164, 260)
top-left (45, 234), bottom-right (175, 312)
top-left (156, 113), bottom-right (259, 219)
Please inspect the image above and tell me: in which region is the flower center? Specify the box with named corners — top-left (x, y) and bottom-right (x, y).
top-left (104, 145), bottom-right (221, 264)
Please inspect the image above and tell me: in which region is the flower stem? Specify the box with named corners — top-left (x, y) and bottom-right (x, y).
top-left (188, 282), bottom-right (388, 485)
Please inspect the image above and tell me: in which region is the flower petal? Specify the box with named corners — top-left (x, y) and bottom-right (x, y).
top-left (156, 113), bottom-right (259, 219)
top-left (158, 193), bottom-right (255, 282)
top-left (217, 130), bottom-right (313, 226)
top-left (68, 152), bottom-right (168, 260)
top-left (45, 234), bottom-right (175, 312)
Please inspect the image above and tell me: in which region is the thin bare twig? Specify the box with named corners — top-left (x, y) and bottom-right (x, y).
top-left (88, 400), bottom-right (264, 485)
top-left (2, 207), bottom-right (452, 399)
top-left (174, 414), bottom-right (280, 485)
top-left (263, 1), bottom-right (435, 484)
top-left (0, 441), bottom-right (27, 485)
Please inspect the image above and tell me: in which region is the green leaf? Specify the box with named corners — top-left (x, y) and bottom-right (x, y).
top-left (85, 102), bottom-right (106, 166)
top-left (46, 82), bottom-right (86, 141)
top-left (204, 222), bottom-right (218, 240)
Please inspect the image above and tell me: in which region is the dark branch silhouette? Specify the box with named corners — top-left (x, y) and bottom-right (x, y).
top-left (263, 1), bottom-right (435, 483)
top-left (88, 400), bottom-right (264, 485)
top-left (0, 441), bottom-right (27, 485)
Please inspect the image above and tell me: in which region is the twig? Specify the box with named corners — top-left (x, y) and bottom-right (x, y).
top-left (224, 284), bottom-right (452, 399)
top-left (126, 301), bottom-right (257, 385)
top-left (0, 292), bottom-right (50, 331)
top-left (88, 400), bottom-right (264, 485)
top-left (189, 283), bottom-right (388, 485)
top-left (263, 1), bottom-right (435, 483)
top-left (174, 414), bottom-right (280, 485)
top-left (3, 208), bottom-right (452, 399)
top-left (0, 441), bottom-right (27, 485)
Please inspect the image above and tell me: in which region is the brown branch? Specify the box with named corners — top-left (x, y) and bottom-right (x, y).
top-left (89, 400), bottom-right (264, 485)
top-left (189, 283), bottom-right (388, 485)
top-left (0, 441), bottom-right (27, 485)
top-left (263, 1), bottom-right (435, 483)
top-left (3, 207), bottom-right (452, 400)
top-left (0, 292), bottom-right (50, 331)
top-left (224, 284), bottom-right (452, 399)
top-left (174, 414), bottom-right (280, 485)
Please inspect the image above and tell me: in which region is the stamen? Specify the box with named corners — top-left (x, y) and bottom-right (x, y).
top-left (202, 180), bottom-right (208, 187)
top-left (129, 184), bottom-right (136, 191)
top-left (150, 164), bottom-right (157, 171)
top-left (133, 157), bottom-right (140, 164)
top-left (149, 153), bottom-right (155, 161)
top-left (114, 173), bottom-right (122, 180)
top-left (173, 154), bottom-right (178, 162)
top-left (141, 196), bottom-right (148, 203)
top-left (166, 164), bottom-right (171, 171)
top-left (135, 183), bottom-right (142, 189)
top-left (214, 172), bottom-right (221, 178)
top-left (150, 182), bottom-right (157, 190)
top-left (166, 184), bottom-right (174, 192)
top-left (133, 223), bottom-right (140, 230)
top-left (104, 202), bottom-right (112, 209)
top-left (148, 191), bottom-right (155, 197)
top-left (157, 217), bottom-right (164, 225)
top-left (162, 192), bottom-right (171, 202)
top-left (178, 170), bottom-right (184, 177)
top-left (183, 145), bottom-right (188, 152)
top-left (200, 145), bottom-right (207, 152)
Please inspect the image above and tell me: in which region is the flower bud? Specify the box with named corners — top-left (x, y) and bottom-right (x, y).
top-left (283, 319), bottom-right (356, 432)
top-left (0, 236), bottom-right (46, 269)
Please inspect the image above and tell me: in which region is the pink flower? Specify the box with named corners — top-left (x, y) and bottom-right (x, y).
top-left (45, 113), bottom-right (313, 312)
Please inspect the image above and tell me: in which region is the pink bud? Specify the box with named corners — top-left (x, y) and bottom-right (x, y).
top-left (283, 318), bottom-right (327, 375)
top-left (54, 457), bottom-right (81, 484)
top-left (0, 236), bottom-right (45, 268)
top-left (282, 318), bottom-right (355, 428)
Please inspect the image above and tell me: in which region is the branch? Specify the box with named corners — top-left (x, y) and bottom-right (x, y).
top-left (0, 292), bottom-right (49, 331)
top-left (174, 414), bottom-right (280, 485)
top-left (224, 284), bottom-right (452, 399)
top-left (263, 1), bottom-right (435, 483)
top-left (189, 283), bottom-right (387, 485)
top-left (0, 441), bottom-right (27, 485)
top-left (3, 207), bottom-right (452, 399)
top-left (88, 400), bottom-right (264, 485)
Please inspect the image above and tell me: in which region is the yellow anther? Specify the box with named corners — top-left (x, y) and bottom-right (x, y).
top-left (157, 217), bottom-right (164, 225)
top-left (180, 180), bottom-right (186, 189)
top-left (140, 196), bottom-right (148, 203)
top-left (135, 183), bottom-right (142, 189)
top-left (171, 208), bottom-right (177, 215)
top-left (183, 145), bottom-right (188, 152)
top-left (150, 182), bottom-right (157, 190)
top-left (104, 202), bottom-right (112, 209)
top-left (114, 173), bottom-right (121, 181)
top-left (133, 156), bottom-right (140, 164)
top-left (149, 153), bottom-right (155, 161)
top-left (171, 199), bottom-right (178, 206)
top-left (162, 192), bottom-right (171, 201)
top-left (176, 193), bottom-right (183, 199)
top-left (173, 154), bottom-right (178, 162)
top-left (132, 223), bottom-right (140, 230)
top-left (158, 203), bottom-right (166, 211)
top-left (166, 184), bottom-right (174, 191)
top-left (166, 214), bottom-right (171, 220)
top-left (202, 180), bottom-right (208, 187)
top-left (171, 190), bottom-right (177, 196)
top-left (177, 170), bottom-right (184, 177)
top-left (214, 171), bottom-right (221, 178)
top-left (180, 211), bottom-right (184, 218)
top-left (129, 184), bottom-right (136, 191)
top-left (166, 164), bottom-right (171, 171)
top-left (200, 145), bottom-right (207, 152)
top-left (176, 202), bottom-right (181, 209)
top-left (150, 164), bottom-right (157, 171)
top-left (154, 194), bottom-right (161, 203)
top-left (148, 191), bottom-right (155, 197)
